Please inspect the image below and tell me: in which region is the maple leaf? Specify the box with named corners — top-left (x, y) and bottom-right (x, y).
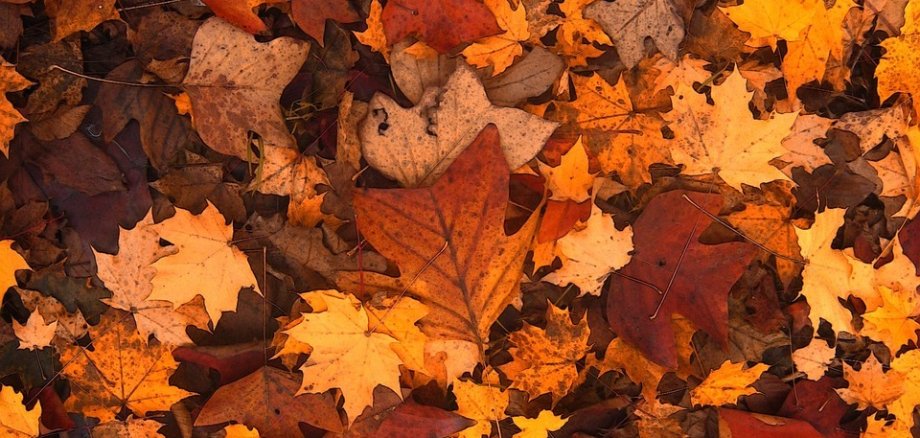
top-left (836, 354), bottom-right (905, 410)
top-left (720, 0), bottom-right (820, 49)
top-left (194, 366), bottom-right (343, 435)
top-left (877, 0), bottom-right (920, 118)
top-left (365, 295), bottom-right (429, 373)
top-left (584, 0), bottom-right (685, 68)
top-left (201, 0), bottom-right (267, 34)
top-left (462, 0), bottom-right (530, 75)
top-left (588, 335), bottom-right (692, 405)
top-left (284, 290), bottom-right (403, 423)
top-left (360, 63), bottom-right (557, 187)
top-left (501, 304), bottom-right (590, 402)
top-left (665, 71), bottom-right (797, 191)
top-left (356, 0), bottom-right (388, 59)
top-left (381, 0), bottom-right (502, 53)
top-left (0, 240), bottom-right (28, 301)
top-left (550, 73), bottom-right (670, 188)
top-left (351, 125), bottom-right (537, 366)
top-left (255, 144), bottom-right (329, 228)
top-left (0, 63), bottom-right (30, 157)
top-left (148, 203), bottom-right (260, 324)
top-left (606, 190), bottom-right (757, 368)
top-left (60, 311), bottom-right (193, 422)
top-left (860, 286), bottom-right (920, 351)
top-left (94, 213), bottom-right (209, 345)
top-left (291, 0), bottom-right (361, 43)
top-left (782, 0), bottom-right (855, 96)
top-left (15, 288), bottom-right (89, 343)
top-left (792, 338), bottom-right (835, 381)
top-left (453, 379), bottom-right (508, 438)
top-left (512, 410), bottom-right (567, 438)
top-left (12, 311), bottom-right (56, 351)
top-left (539, 138), bottom-right (596, 203)
top-left (887, 350), bottom-right (920, 435)
top-left (542, 205), bottom-right (633, 296)
top-left (554, 0), bottom-right (611, 66)
top-left (690, 360), bottom-right (769, 406)
top-left (182, 18), bottom-right (310, 160)
top-left (0, 385), bottom-right (40, 437)
top-left (45, 0), bottom-right (119, 42)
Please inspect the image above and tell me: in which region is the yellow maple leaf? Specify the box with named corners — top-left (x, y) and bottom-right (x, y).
top-left (148, 203), bottom-right (260, 324)
top-left (95, 212), bottom-right (209, 345)
top-left (554, 0), bottom-right (611, 66)
top-left (690, 360), bottom-right (769, 406)
top-left (355, 0), bottom-right (388, 60)
top-left (255, 144), bottom-right (329, 228)
top-left (365, 294), bottom-right (429, 373)
top-left (552, 74), bottom-right (671, 187)
top-left (0, 63), bottom-right (31, 157)
top-left (665, 70), bottom-right (797, 191)
top-left (887, 350), bottom-right (920, 435)
top-left (501, 304), bottom-right (590, 402)
top-left (61, 311), bottom-right (193, 422)
top-left (539, 137), bottom-right (596, 202)
top-left (720, 0), bottom-right (822, 49)
top-left (0, 385), bottom-right (40, 438)
top-left (463, 0), bottom-right (530, 75)
top-left (13, 311), bottom-right (57, 351)
top-left (0, 240), bottom-right (29, 301)
top-left (512, 410), bottom-right (567, 438)
top-left (877, 0), bottom-right (920, 118)
top-left (861, 286), bottom-right (920, 351)
top-left (284, 290), bottom-right (403, 423)
top-left (836, 354), bottom-right (905, 410)
top-left (782, 0), bottom-right (855, 96)
top-left (453, 379), bottom-right (509, 438)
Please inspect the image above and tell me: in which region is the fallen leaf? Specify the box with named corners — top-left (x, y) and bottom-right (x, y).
top-left (860, 285), bottom-right (920, 351)
top-left (45, 0), bottom-right (119, 42)
top-left (12, 311), bottom-right (56, 351)
top-left (381, 0), bottom-right (502, 53)
top-left (512, 410), bottom-right (567, 438)
top-left (585, 0), bottom-right (685, 68)
top-left (453, 379), bottom-right (508, 438)
top-left (462, 0), bottom-right (530, 75)
top-left (0, 385), bottom-right (40, 437)
top-left (793, 338), bottom-right (835, 380)
top-left (0, 240), bottom-right (28, 300)
top-left (877, 0), bottom-right (920, 117)
top-left (836, 354), bottom-right (905, 410)
top-left (0, 63), bottom-right (30, 157)
top-left (691, 360), bottom-right (769, 406)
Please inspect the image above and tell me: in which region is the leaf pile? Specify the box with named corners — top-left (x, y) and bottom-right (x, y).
top-left (0, 0), bottom-right (919, 437)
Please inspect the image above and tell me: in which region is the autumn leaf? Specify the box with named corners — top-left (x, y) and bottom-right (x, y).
top-left (0, 63), bottom-right (30, 157)
top-left (512, 410), bottom-right (567, 438)
top-left (200, 0), bottom-right (267, 34)
top-left (877, 0), bottom-right (920, 118)
top-left (860, 285), bottom-right (920, 351)
top-left (93, 417), bottom-right (165, 437)
top-left (60, 312), bottom-right (193, 422)
top-left (360, 63), bottom-right (557, 187)
top-left (0, 240), bottom-right (28, 301)
top-left (0, 385), bottom-right (40, 437)
top-left (690, 360), bottom-right (769, 406)
top-left (284, 290), bottom-right (403, 422)
top-left (836, 354), bottom-right (905, 410)
top-left (182, 18), bottom-right (310, 160)
top-left (148, 203), bottom-right (260, 324)
top-left (453, 379), bottom-right (508, 438)
top-left (291, 0), bottom-right (361, 43)
top-left (501, 303), bottom-right (590, 402)
top-left (45, 0), bottom-right (119, 42)
top-left (381, 0), bottom-right (502, 53)
top-left (12, 311), bottom-right (56, 351)
top-left (350, 125), bottom-right (537, 368)
top-left (554, 0), bottom-right (611, 66)
top-left (462, 0), bottom-right (530, 75)
top-left (584, 0), bottom-right (685, 68)
top-left (792, 338), bottom-right (835, 381)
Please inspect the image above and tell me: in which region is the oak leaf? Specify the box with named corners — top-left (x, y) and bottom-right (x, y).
top-left (584, 0), bottom-right (685, 68)
top-left (351, 125), bottom-right (537, 365)
top-left (512, 410), bottom-right (567, 438)
top-left (381, 0), bottom-right (502, 53)
top-left (606, 191), bottom-right (757, 368)
top-left (0, 63), bottom-right (30, 157)
top-left (690, 360), bottom-right (769, 406)
top-left (182, 18), bottom-right (310, 160)
top-left (60, 312), bottom-right (193, 422)
top-left (836, 354), bottom-right (905, 410)
top-left (360, 63), bottom-right (557, 187)
top-left (501, 304), bottom-right (590, 402)
top-left (12, 311), bottom-right (56, 351)
top-left (284, 290), bottom-right (403, 423)
top-left (148, 203), bottom-right (260, 324)
top-left (0, 385), bottom-right (40, 437)
top-left (665, 71), bottom-right (797, 191)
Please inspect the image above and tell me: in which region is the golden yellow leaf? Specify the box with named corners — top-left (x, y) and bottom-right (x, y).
top-left (182, 18), bottom-right (310, 160)
top-left (720, 0), bottom-right (821, 49)
top-left (0, 385), bottom-right (40, 438)
top-left (13, 311), bottom-right (56, 351)
top-left (877, 0), bottom-right (920, 118)
top-left (255, 144), bottom-right (329, 228)
top-left (355, 0), bottom-right (388, 60)
top-left (95, 213), bottom-right (209, 345)
top-left (223, 424), bottom-right (260, 438)
top-left (836, 354), bottom-right (905, 410)
top-left (861, 286), bottom-right (920, 351)
top-left (665, 71), bottom-right (797, 191)
top-left (690, 361), bottom-right (769, 406)
top-left (501, 304), bottom-right (590, 402)
top-left (792, 338), bottom-right (835, 381)
top-left (366, 294), bottom-right (429, 373)
top-left (552, 74), bottom-right (670, 187)
top-left (782, 0), bottom-right (855, 95)
top-left (0, 63), bottom-right (31, 157)
top-left (0, 240), bottom-right (28, 301)
top-left (888, 350), bottom-right (920, 435)
top-left (45, 0), bottom-right (120, 42)
top-left (61, 312), bottom-right (193, 422)
top-left (590, 338), bottom-right (668, 404)
top-left (463, 0), bottom-right (529, 75)
top-left (542, 205), bottom-right (633, 295)
top-left (512, 410), bottom-right (567, 438)
top-left (453, 379), bottom-right (508, 438)
top-left (284, 290), bottom-right (403, 423)
top-left (539, 137), bottom-right (596, 202)
top-left (148, 203), bottom-right (260, 324)
top-left (554, 0), bottom-right (611, 66)
top-left (635, 402), bottom-right (684, 438)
